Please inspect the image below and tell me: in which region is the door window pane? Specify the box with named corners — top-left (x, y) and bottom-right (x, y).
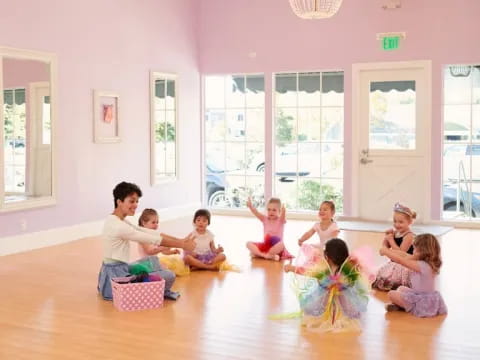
top-left (369, 81), bottom-right (416, 150)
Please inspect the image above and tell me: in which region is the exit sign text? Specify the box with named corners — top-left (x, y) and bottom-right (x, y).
top-left (382, 36), bottom-right (400, 50)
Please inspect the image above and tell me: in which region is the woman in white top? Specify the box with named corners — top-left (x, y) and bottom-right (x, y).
top-left (97, 182), bottom-right (195, 300)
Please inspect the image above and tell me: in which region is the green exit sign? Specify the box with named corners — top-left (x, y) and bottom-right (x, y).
top-left (382, 36), bottom-right (400, 50)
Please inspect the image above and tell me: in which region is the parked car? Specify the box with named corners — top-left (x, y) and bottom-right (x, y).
top-left (443, 184), bottom-right (480, 217)
top-left (206, 159), bottom-right (307, 207)
top-left (206, 163), bottom-right (230, 207)
top-left (252, 144), bottom-right (310, 177)
top-left (8, 139), bottom-right (25, 148)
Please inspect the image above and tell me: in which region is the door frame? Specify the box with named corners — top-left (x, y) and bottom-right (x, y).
top-left (351, 60), bottom-right (432, 222)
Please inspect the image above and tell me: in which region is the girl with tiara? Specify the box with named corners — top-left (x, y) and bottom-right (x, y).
top-left (283, 238), bottom-right (369, 332)
top-left (372, 203), bottom-right (416, 291)
top-left (380, 233), bottom-right (447, 317)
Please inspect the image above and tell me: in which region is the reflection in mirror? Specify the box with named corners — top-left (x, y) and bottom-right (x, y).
top-left (150, 72), bottom-right (177, 184)
top-left (1, 49), bottom-right (55, 210)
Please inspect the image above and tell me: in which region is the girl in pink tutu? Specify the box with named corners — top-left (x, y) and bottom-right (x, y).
top-left (184, 209), bottom-right (226, 271)
top-left (380, 233), bottom-right (447, 317)
top-left (373, 203), bottom-right (416, 291)
top-left (246, 197), bottom-right (292, 260)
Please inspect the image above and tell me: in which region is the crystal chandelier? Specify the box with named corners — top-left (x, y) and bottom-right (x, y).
top-left (289, 0), bottom-right (344, 19)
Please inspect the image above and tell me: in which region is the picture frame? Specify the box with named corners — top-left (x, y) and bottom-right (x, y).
top-left (93, 90), bottom-right (120, 143)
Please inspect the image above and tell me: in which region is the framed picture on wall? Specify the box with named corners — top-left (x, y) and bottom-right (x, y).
top-left (93, 90), bottom-right (120, 143)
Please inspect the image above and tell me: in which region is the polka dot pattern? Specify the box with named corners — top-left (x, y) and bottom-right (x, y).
top-left (111, 279), bottom-right (165, 311)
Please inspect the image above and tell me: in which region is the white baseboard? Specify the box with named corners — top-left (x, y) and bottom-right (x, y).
top-left (0, 220), bottom-right (104, 256)
top-left (0, 202), bottom-right (200, 256)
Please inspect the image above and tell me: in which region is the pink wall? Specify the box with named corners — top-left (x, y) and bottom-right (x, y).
top-left (198, 0), bottom-right (480, 219)
top-left (3, 58), bottom-right (49, 87)
top-left (0, 0), bottom-right (200, 237)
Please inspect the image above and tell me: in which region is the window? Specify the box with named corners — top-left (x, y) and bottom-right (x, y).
top-left (204, 74), bottom-right (265, 208)
top-left (369, 81), bottom-right (416, 150)
top-left (150, 72), bottom-right (177, 184)
top-left (273, 72), bottom-right (344, 212)
top-left (442, 65), bottom-right (480, 220)
top-left (3, 88), bottom-right (26, 193)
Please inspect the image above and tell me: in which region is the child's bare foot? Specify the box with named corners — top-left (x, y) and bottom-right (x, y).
top-left (264, 253), bottom-right (280, 261)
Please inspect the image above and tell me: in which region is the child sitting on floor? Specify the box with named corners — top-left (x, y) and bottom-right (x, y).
top-left (380, 233), bottom-right (447, 317)
top-left (283, 238), bottom-right (369, 332)
top-left (183, 209), bottom-right (226, 271)
top-left (246, 197), bottom-right (293, 261)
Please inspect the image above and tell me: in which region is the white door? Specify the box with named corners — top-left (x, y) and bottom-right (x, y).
top-left (353, 61), bottom-right (431, 222)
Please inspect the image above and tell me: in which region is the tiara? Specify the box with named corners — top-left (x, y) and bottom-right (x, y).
top-left (393, 202), bottom-right (414, 217)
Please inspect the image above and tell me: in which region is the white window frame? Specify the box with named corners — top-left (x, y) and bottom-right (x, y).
top-left (441, 63), bottom-right (480, 224)
top-left (150, 71), bottom-right (179, 185)
top-left (0, 46), bottom-right (57, 212)
top-left (203, 73), bottom-right (266, 212)
top-left (272, 70), bottom-right (345, 213)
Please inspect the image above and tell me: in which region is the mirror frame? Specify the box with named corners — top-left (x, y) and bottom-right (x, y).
top-left (0, 46), bottom-right (57, 212)
top-left (150, 71), bottom-right (179, 185)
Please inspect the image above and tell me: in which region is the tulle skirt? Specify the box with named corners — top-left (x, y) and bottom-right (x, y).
top-left (397, 286), bottom-right (448, 317)
top-left (373, 261), bottom-right (411, 291)
top-left (159, 254), bottom-right (241, 274)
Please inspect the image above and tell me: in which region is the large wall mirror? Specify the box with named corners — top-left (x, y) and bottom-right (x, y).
top-left (150, 72), bottom-right (178, 185)
top-left (0, 47), bottom-right (56, 212)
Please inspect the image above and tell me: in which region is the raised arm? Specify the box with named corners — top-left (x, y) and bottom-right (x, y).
top-left (379, 247), bottom-right (420, 272)
top-left (247, 197), bottom-right (265, 221)
top-left (280, 204), bottom-right (287, 223)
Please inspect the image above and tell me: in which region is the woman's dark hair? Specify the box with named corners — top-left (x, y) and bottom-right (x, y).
top-left (113, 182), bottom-right (142, 208)
top-left (193, 209), bottom-right (211, 225)
top-left (324, 238), bottom-right (349, 269)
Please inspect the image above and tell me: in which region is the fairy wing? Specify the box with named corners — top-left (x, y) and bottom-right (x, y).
top-left (290, 244), bottom-right (332, 314)
top-left (334, 258), bottom-right (369, 318)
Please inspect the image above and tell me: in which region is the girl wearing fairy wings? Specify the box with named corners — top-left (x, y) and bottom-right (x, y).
top-left (283, 238), bottom-right (369, 332)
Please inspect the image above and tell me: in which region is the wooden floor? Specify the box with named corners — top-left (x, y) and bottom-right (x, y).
top-left (1, 216), bottom-right (479, 360)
